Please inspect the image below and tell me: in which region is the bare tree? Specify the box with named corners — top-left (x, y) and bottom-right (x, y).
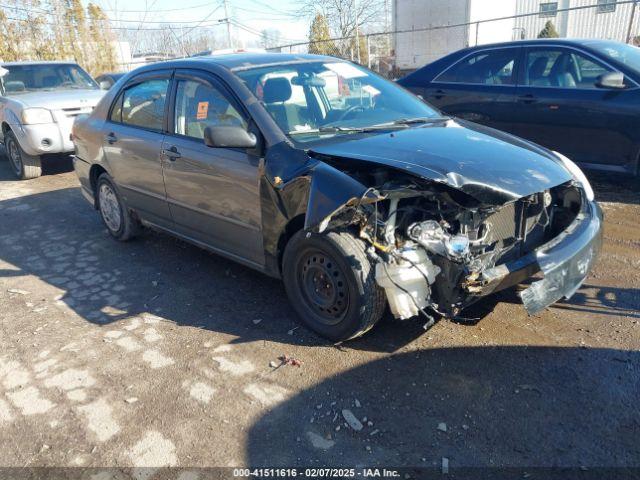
top-left (297, 0), bottom-right (384, 39)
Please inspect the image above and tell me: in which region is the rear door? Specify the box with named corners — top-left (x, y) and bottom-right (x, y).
top-left (161, 69), bottom-right (264, 266)
top-left (102, 70), bottom-right (172, 227)
top-left (422, 47), bottom-right (522, 133)
top-left (513, 46), bottom-right (636, 169)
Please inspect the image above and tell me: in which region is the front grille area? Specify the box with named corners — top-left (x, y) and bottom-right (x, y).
top-left (60, 106), bottom-right (93, 118)
top-left (485, 202), bottom-right (518, 244)
top-left (484, 183), bottom-right (583, 260)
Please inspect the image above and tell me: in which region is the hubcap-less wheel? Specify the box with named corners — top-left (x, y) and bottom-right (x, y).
top-left (99, 183), bottom-right (122, 232)
top-left (297, 249), bottom-right (349, 325)
top-left (7, 138), bottom-right (22, 176)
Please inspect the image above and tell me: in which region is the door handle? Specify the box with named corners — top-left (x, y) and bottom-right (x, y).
top-left (161, 146), bottom-right (181, 160)
top-left (105, 132), bottom-right (117, 144)
top-left (431, 89), bottom-right (447, 100)
top-left (518, 94), bottom-right (537, 104)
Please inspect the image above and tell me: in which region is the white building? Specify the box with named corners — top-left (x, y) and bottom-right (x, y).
top-left (393, 0), bottom-right (639, 72)
top-left (515, 0), bottom-right (639, 42)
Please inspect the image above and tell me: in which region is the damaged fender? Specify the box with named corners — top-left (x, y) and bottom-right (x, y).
top-left (304, 161), bottom-right (380, 232)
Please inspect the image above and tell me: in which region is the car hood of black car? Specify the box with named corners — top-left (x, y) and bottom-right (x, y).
top-left (308, 119), bottom-right (573, 206)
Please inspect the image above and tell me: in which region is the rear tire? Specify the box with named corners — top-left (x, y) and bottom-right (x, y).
top-left (282, 230), bottom-right (386, 341)
top-left (96, 173), bottom-right (140, 241)
top-left (5, 131), bottom-right (42, 180)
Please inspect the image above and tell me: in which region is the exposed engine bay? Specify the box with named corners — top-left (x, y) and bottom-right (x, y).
top-left (315, 164), bottom-right (584, 321)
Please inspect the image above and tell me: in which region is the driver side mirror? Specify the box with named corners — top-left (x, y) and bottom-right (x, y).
top-left (203, 125), bottom-right (257, 149)
top-left (99, 80), bottom-right (112, 90)
top-left (595, 71), bottom-right (625, 90)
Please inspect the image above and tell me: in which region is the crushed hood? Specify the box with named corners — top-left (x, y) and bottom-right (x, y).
top-left (309, 119), bottom-right (573, 205)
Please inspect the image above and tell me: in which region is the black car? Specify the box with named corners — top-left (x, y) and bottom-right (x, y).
top-left (95, 72), bottom-right (126, 90)
top-left (72, 53), bottom-right (602, 341)
top-left (398, 39), bottom-right (640, 176)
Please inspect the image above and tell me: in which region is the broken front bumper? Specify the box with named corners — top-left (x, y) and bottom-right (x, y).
top-left (474, 200), bottom-right (603, 314)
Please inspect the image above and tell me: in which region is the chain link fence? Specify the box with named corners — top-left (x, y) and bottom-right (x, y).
top-left (268, 0), bottom-right (640, 79)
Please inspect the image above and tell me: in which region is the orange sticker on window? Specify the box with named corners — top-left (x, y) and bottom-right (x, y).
top-left (196, 101), bottom-right (209, 120)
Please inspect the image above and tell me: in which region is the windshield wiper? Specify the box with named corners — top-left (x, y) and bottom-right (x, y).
top-left (389, 116), bottom-right (449, 126)
top-left (288, 126), bottom-right (366, 136)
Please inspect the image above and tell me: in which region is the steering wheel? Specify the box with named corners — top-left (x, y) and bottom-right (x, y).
top-left (336, 105), bottom-right (366, 122)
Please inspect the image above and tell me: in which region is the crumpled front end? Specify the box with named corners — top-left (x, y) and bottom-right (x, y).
top-left (518, 200), bottom-right (603, 314)
top-left (304, 156), bottom-right (602, 320)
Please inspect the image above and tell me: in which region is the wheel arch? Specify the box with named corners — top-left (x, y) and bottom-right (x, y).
top-left (277, 213), bottom-right (306, 274)
top-left (89, 164), bottom-right (109, 205)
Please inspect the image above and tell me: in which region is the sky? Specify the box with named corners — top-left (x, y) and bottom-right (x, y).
top-left (86, 0), bottom-right (311, 48)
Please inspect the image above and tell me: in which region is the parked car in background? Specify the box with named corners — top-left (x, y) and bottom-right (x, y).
top-left (0, 61), bottom-right (104, 179)
top-left (72, 53), bottom-right (602, 341)
top-left (95, 72), bottom-right (126, 90)
top-left (398, 39), bottom-right (640, 176)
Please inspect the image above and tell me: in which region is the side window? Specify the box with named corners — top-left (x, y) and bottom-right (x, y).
top-left (436, 49), bottom-right (517, 85)
top-left (120, 79), bottom-right (169, 131)
top-left (173, 79), bottom-right (246, 140)
top-left (525, 49), bottom-right (613, 89)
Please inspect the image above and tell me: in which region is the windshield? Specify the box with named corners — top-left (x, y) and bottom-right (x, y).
top-left (235, 61), bottom-right (442, 143)
top-left (1, 64), bottom-right (98, 95)
top-left (585, 41), bottom-right (640, 73)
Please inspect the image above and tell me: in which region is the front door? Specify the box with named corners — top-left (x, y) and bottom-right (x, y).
top-left (102, 70), bottom-right (172, 226)
top-left (423, 47), bottom-right (521, 133)
top-left (513, 46), bottom-right (636, 170)
top-left (161, 70), bottom-right (264, 266)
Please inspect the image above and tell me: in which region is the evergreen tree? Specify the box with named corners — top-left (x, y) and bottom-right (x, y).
top-left (538, 20), bottom-right (560, 39)
top-left (308, 13), bottom-right (337, 56)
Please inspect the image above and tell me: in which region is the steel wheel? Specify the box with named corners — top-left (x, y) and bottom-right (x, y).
top-left (7, 137), bottom-right (22, 176)
top-left (296, 249), bottom-right (349, 325)
top-left (99, 182), bottom-right (122, 233)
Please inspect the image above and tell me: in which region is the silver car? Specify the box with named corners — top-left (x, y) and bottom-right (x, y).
top-left (0, 61), bottom-right (105, 179)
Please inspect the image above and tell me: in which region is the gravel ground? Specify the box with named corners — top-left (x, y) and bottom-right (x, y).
top-left (0, 155), bottom-right (638, 477)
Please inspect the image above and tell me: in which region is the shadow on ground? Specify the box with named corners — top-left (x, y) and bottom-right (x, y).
top-left (247, 346), bottom-right (640, 473)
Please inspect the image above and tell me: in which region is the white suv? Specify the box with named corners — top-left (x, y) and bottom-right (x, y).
top-left (0, 61), bottom-right (105, 179)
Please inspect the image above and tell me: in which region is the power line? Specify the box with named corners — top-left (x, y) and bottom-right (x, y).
top-left (92, 1), bottom-right (213, 13)
top-left (0, 1), bottom-right (227, 24)
top-left (0, 13), bottom-right (229, 31)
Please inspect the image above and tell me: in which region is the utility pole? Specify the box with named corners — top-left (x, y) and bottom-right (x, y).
top-left (626, 0), bottom-right (638, 44)
top-left (224, 0), bottom-right (232, 49)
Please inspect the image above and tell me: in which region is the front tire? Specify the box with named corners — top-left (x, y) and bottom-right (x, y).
top-left (282, 230), bottom-right (386, 341)
top-left (96, 173), bottom-right (140, 241)
top-left (5, 131), bottom-right (42, 180)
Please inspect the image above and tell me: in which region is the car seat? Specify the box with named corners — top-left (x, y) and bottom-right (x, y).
top-left (262, 77), bottom-right (294, 132)
top-left (529, 57), bottom-right (551, 86)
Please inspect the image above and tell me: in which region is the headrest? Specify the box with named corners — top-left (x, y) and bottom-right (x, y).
top-left (529, 57), bottom-right (548, 79)
top-left (4, 80), bottom-right (25, 92)
top-left (263, 77), bottom-right (292, 104)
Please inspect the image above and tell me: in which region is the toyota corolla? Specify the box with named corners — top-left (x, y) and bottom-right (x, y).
top-left (72, 53), bottom-right (603, 341)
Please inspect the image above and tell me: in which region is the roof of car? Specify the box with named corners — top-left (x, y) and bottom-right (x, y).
top-left (463, 38), bottom-right (620, 51)
top-left (153, 52), bottom-right (342, 71)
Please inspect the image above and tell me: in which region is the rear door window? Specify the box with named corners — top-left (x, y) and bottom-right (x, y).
top-left (118, 79), bottom-right (169, 131)
top-left (436, 49), bottom-right (518, 85)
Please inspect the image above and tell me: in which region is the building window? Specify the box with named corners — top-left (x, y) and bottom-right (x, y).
top-left (597, 0), bottom-right (617, 13)
top-left (539, 2), bottom-right (558, 17)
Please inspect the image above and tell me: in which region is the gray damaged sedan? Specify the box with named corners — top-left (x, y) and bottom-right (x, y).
top-left (72, 53), bottom-right (603, 341)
